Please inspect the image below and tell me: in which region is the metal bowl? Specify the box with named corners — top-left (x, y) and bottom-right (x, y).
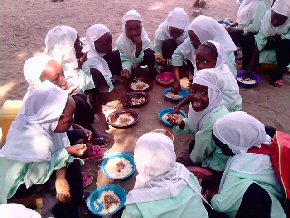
top-left (106, 109), bottom-right (139, 129)
top-left (121, 91), bottom-right (150, 108)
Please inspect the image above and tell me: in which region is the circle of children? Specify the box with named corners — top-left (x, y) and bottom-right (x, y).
top-left (0, 0), bottom-right (289, 217)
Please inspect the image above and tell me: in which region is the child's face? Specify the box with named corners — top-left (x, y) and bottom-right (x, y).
top-left (271, 10), bottom-right (288, 27)
top-left (196, 45), bottom-right (217, 71)
top-left (125, 20), bottom-right (142, 42)
top-left (190, 83), bottom-right (209, 112)
top-left (94, 32), bottom-right (112, 54)
top-left (188, 30), bottom-right (201, 49)
top-left (212, 133), bottom-right (235, 156)
top-left (54, 96), bottom-right (76, 133)
top-left (41, 60), bottom-right (68, 90)
top-left (168, 26), bottom-right (184, 40)
top-left (74, 35), bottom-right (84, 59)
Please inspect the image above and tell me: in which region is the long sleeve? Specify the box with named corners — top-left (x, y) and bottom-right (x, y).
top-left (173, 118), bottom-right (194, 135)
top-left (172, 46), bottom-right (184, 67)
top-left (243, 2), bottom-right (266, 34)
top-left (154, 39), bottom-right (163, 56)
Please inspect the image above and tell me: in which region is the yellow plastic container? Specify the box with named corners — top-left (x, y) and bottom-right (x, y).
top-left (0, 100), bottom-right (23, 144)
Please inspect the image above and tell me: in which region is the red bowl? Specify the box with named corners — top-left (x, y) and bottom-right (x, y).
top-left (156, 72), bottom-right (175, 86)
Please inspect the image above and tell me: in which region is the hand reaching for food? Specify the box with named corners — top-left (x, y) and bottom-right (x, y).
top-left (66, 144), bottom-right (87, 157)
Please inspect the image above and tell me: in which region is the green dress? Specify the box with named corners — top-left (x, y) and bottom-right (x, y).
top-left (211, 155), bottom-right (286, 218)
top-left (174, 106), bottom-right (229, 172)
top-left (0, 148), bottom-right (75, 204)
top-left (121, 174), bottom-right (208, 218)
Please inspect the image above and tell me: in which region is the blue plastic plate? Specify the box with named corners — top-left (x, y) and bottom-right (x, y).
top-left (86, 184), bottom-right (126, 216)
top-left (163, 87), bottom-right (190, 102)
top-left (158, 108), bottom-right (187, 127)
top-left (101, 152), bottom-right (136, 180)
top-left (237, 70), bottom-right (261, 88)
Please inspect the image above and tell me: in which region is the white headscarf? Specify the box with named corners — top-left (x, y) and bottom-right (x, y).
top-left (237, 0), bottom-right (272, 26)
top-left (260, 0), bottom-right (290, 37)
top-left (0, 81), bottom-right (70, 162)
top-left (44, 25), bottom-right (83, 90)
top-left (213, 112), bottom-right (272, 185)
top-left (197, 41), bottom-right (242, 110)
top-left (115, 9), bottom-right (151, 68)
top-left (0, 204), bottom-right (41, 218)
top-left (82, 24), bottom-right (113, 91)
top-left (23, 54), bottom-right (53, 86)
top-left (155, 8), bottom-right (189, 44)
top-left (126, 132), bottom-right (209, 206)
top-left (188, 72), bottom-right (223, 133)
top-left (179, 15), bottom-right (236, 65)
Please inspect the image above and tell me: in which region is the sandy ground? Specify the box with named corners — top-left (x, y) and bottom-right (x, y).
top-left (1, 0), bottom-right (290, 217)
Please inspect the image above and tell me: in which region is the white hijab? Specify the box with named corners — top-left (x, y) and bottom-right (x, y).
top-left (44, 25), bottom-right (82, 90)
top-left (0, 81), bottom-right (70, 162)
top-left (155, 8), bottom-right (189, 44)
top-left (179, 15), bottom-right (236, 65)
top-left (237, 0), bottom-right (272, 26)
top-left (0, 204), bottom-right (41, 218)
top-left (126, 132), bottom-right (209, 206)
top-left (115, 9), bottom-right (151, 68)
top-left (197, 41), bottom-right (241, 110)
top-left (260, 0), bottom-right (290, 37)
top-left (213, 112), bottom-right (272, 186)
top-left (188, 72), bottom-right (223, 133)
top-left (82, 24), bottom-right (113, 91)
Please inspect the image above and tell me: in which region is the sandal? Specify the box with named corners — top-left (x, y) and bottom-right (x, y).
top-left (272, 79), bottom-right (284, 87)
top-left (82, 172), bottom-right (93, 189)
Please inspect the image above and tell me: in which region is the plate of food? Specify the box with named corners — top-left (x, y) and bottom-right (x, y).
top-left (151, 129), bottom-right (174, 141)
top-left (163, 87), bottom-right (190, 102)
top-left (237, 70), bottom-right (261, 88)
top-left (128, 76), bottom-right (152, 92)
top-left (156, 72), bottom-right (175, 86)
top-left (101, 152), bottom-right (136, 180)
top-left (158, 108), bottom-right (187, 127)
top-left (86, 184), bottom-right (126, 216)
top-left (107, 109), bottom-right (139, 129)
top-left (121, 91), bottom-right (150, 108)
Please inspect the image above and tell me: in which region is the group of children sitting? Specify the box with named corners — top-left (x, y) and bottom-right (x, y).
top-left (0, 0), bottom-right (289, 217)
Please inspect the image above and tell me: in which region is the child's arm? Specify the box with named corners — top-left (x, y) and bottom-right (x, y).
top-left (173, 95), bottom-right (192, 113)
top-left (243, 2), bottom-right (267, 34)
top-left (172, 46), bottom-right (184, 94)
top-left (135, 36), bottom-right (142, 58)
top-left (55, 167), bottom-right (71, 202)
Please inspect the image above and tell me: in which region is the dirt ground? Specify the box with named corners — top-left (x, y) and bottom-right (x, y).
top-left (1, 0), bottom-right (290, 217)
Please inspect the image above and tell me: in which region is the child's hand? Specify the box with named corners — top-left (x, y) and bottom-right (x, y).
top-left (68, 85), bottom-right (79, 95)
top-left (167, 114), bottom-right (184, 127)
top-left (83, 128), bottom-right (92, 141)
top-left (134, 36), bottom-right (142, 45)
top-left (173, 105), bottom-right (180, 114)
top-left (121, 69), bottom-right (130, 78)
top-left (155, 55), bottom-right (166, 65)
top-left (55, 178), bottom-right (71, 202)
top-left (66, 144), bottom-right (87, 157)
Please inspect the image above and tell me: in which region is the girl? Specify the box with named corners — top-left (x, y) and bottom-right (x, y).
top-left (176, 41), bottom-right (242, 112)
top-left (172, 15), bottom-right (237, 93)
top-left (116, 9), bottom-right (156, 78)
top-left (82, 24), bottom-right (122, 110)
top-left (121, 132), bottom-right (209, 218)
top-left (245, 0), bottom-right (290, 87)
top-left (168, 72), bottom-right (229, 172)
top-left (227, 0), bottom-right (273, 74)
top-left (211, 111), bottom-right (286, 218)
top-left (154, 8), bottom-right (189, 71)
top-left (0, 81), bottom-right (83, 218)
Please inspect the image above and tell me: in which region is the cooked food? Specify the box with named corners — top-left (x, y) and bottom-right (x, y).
top-left (131, 80), bottom-right (149, 90)
top-left (115, 113), bottom-right (135, 126)
top-left (162, 113), bottom-right (170, 123)
top-left (130, 97), bottom-right (146, 105)
top-left (165, 92), bottom-right (183, 99)
top-left (104, 157), bottom-right (133, 178)
top-left (96, 190), bottom-right (121, 214)
top-left (237, 77), bottom-right (256, 85)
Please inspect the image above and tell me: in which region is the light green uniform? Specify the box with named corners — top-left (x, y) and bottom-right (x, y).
top-left (121, 174), bottom-right (208, 218)
top-left (211, 155), bottom-right (286, 218)
top-left (174, 106), bottom-right (229, 172)
top-left (0, 148), bottom-right (75, 204)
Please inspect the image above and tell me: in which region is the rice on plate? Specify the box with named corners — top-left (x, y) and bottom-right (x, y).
top-left (96, 190), bottom-right (121, 215)
top-left (104, 157), bottom-right (133, 179)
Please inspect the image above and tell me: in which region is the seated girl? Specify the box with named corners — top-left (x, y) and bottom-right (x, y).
top-left (23, 54), bottom-right (107, 154)
top-left (172, 15), bottom-right (237, 93)
top-left (116, 9), bottom-right (156, 78)
top-left (245, 0), bottom-right (290, 87)
top-left (154, 8), bottom-right (189, 71)
top-left (175, 41), bottom-right (242, 112)
top-left (211, 111), bottom-right (286, 218)
top-left (0, 81), bottom-right (83, 218)
top-left (121, 132), bottom-right (209, 218)
top-left (168, 72), bottom-right (229, 172)
top-left (226, 0), bottom-right (272, 72)
top-left (82, 24), bottom-right (122, 110)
